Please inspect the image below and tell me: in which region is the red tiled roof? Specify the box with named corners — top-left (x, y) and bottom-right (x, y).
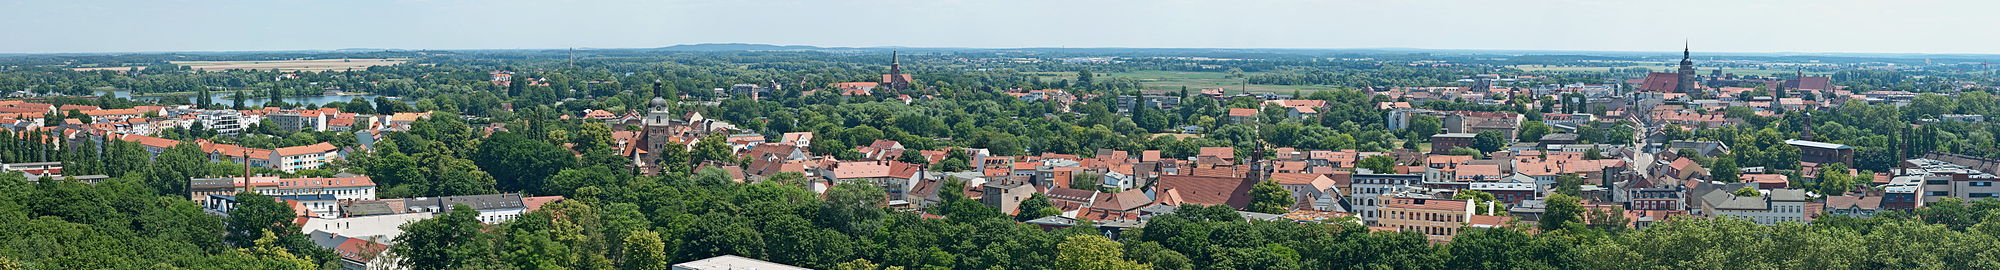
top-left (276, 176), bottom-right (374, 188)
top-left (275, 142), bottom-right (338, 157)
top-left (1227, 108), bottom-right (1258, 117)
top-left (1153, 175), bottom-right (1254, 209)
top-left (522, 196), bottom-right (565, 212)
top-left (1639, 72), bottom-right (1682, 92)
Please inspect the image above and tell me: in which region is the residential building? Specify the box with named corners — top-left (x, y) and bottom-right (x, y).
top-left (1347, 173), bottom-right (1424, 222)
top-left (1696, 188), bottom-right (1811, 225)
top-left (1375, 192), bottom-right (1510, 242)
top-left (1431, 133), bottom-right (1476, 154)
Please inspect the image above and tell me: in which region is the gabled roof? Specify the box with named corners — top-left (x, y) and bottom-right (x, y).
top-left (1090, 189), bottom-right (1153, 211)
top-left (1153, 175), bottom-right (1254, 209)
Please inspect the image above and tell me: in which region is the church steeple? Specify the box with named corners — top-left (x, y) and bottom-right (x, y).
top-left (886, 51), bottom-right (910, 91)
top-left (1675, 42), bottom-right (1697, 94)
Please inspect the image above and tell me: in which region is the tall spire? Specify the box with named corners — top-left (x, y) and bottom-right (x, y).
top-left (886, 51), bottom-right (910, 91)
top-left (1682, 40), bottom-right (1690, 60)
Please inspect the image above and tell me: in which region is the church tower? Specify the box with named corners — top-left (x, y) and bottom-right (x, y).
top-left (1676, 43), bottom-right (1697, 93)
top-left (886, 51), bottom-right (912, 91)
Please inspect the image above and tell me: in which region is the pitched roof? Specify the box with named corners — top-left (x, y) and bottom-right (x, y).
top-left (275, 142), bottom-right (338, 156)
top-left (1090, 189), bottom-right (1153, 211)
top-left (1153, 175), bottom-right (1254, 209)
top-left (1826, 195), bottom-right (1882, 210)
top-left (1269, 172), bottom-right (1330, 186)
top-left (1227, 108), bottom-right (1259, 117)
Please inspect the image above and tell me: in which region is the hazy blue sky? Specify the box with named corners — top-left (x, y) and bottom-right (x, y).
top-left (3, 0), bottom-right (1996, 54)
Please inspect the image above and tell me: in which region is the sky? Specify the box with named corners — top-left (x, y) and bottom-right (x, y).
top-left (2, 0), bottom-right (1997, 54)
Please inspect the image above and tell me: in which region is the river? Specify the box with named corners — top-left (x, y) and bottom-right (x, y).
top-left (104, 90), bottom-right (383, 107)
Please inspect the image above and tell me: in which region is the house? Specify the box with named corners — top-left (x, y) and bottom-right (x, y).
top-left (1431, 133), bottom-right (1477, 154)
top-left (1825, 194), bottom-right (1884, 218)
top-left (1196, 147), bottom-right (1236, 166)
top-left (1346, 173), bottom-right (1425, 222)
top-left (272, 142), bottom-right (340, 173)
top-left (1666, 140), bottom-right (1731, 157)
top-left (831, 82), bottom-right (879, 96)
top-left (189, 175), bottom-right (377, 203)
top-left (1270, 173), bottom-right (1337, 208)
top-left (268, 111), bottom-right (331, 132)
top-left (1153, 175), bottom-right (1256, 209)
top-left (1743, 174), bottom-right (1789, 189)
top-left (980, 181), bottom-right (1038, 215)
top-left (329, 194), bottom-right (530, 224)
top-left (1375, 192), bottom-right (1511, 242)
top-left (1227, 108), bottom-right (1259, 123)
top-left (320, 232), bottom-right (398, 269)
top-left (856, 139), bottom-right (906, 161)
top-left (1696, 187), bottom-right (1810, 225)
top-left (1660, 157), bottom-right (1708, 180)
top-left (778, 132), bottom-right (813, 149)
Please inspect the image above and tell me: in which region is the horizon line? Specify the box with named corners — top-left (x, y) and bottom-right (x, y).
top-left (8, 43), bottom-right (2000, 58)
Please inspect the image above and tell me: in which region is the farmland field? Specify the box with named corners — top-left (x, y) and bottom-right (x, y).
top-left (171, 58), bottom-right (408, 72)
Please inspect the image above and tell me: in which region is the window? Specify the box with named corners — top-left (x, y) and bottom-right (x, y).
top-left (1972, 193), bottom-right (1997, 198)
top-left (1974, 182), bottom-right (1994, 187)
top-left (1928, 180), bottom-right (1950, 185)
top-left (1930, 191), bottom-right (1950, 196)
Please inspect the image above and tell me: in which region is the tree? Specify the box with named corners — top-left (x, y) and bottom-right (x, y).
top-left (226, 192), bottom-right (298, 248)
top-left (620, 229), bottom-right (667, 270)
top-left (1711, 156), bottom-right (1741, 183)
top-left (1555, 174), bottom-right (1585, 197)
top-left (1733, 186), bottom-right (1762, 197)
top-left (1519, 121), bottom-right (1551, 142)
top-left (544, 166), bottom-right (620, 197)
top-left (1472, 131), bottom-right (1506, 153)
top-left (690, 134), bottom-right (734, 166)
top-left (237, 231), bottom-right (317, 270)
top-left (196, 87), bottom-right (213, 108)
top-left (1076, 69), bottom-right (1096, 90)
top-left (395, 204), bottom-right (489, 270)
top-left (1055, 235), bottom-right (1146, 270)
top-left (233, 90), bottom-right (249, 110)
top-left (1817, 162), bottom-right (1856, 196)
top-left (1248, 180), bottom-right (1293, 214)
top-left (1541, 193), bottom-right (1583, 232)
top-left (572, 122), bottom-right (616, 152)
top-left (1582, 204), bottom-right (1631, 233)
top-left (1406, 115), bottom-right (1443, 141)
top-left (933, 148), bottom-right (971, 172)
top-left (472, 132), bottom-right (576, 195)
top-left (1015, 193), bottom-right (1061, 221)
top-left (1357, 155), bottom-right (1397, 174)
top-left (896, 149), bottom-right (928, 165)
top-left (1454, 190), bottom-right (1501, 215)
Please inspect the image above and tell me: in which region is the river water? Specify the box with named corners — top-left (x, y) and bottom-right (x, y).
top-left (105, 90), bottom-right (382, 107)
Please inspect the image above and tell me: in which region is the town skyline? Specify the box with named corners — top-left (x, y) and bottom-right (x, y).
top-left (4, 0), bottom-right (1998, 54)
